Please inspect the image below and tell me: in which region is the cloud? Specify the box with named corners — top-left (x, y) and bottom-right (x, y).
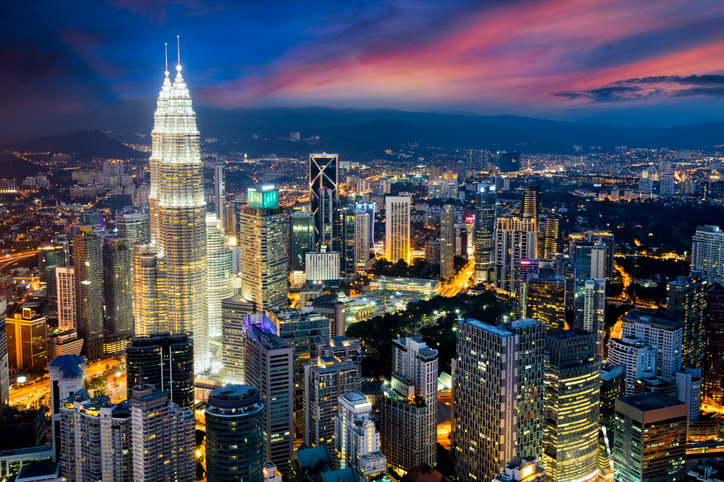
top-left (555, 75), bottom-right (724, 102)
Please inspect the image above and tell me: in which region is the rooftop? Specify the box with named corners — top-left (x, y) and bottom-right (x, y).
top-left (48, 354), bottom-right (85, 379)
top-left (618, 391), bottom-right (686, 412)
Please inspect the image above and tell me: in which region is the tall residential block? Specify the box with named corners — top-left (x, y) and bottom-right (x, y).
top-left (704, 282), bottom-right (724, 403)
top-left (72, 225), bottom-right (103, 359)
top-left (316, 336), bottom-right (363, 377)
top-left (125, 333), bottom-right (194, 408)
top-left (606, 337), bottom-right (656, 395)
top-left (440, 204), bottom-right (455, 278)
top-left (474, 183), bottom-right (496, 283)
top-left (49, 355), bottom-right (86, 459)
top-left (354, 209), bottom-right (371, 272)
top-left (675, 367), bottom-right (702, 422)
top-left (102, 237), bottom-right (134, 337)
top-left (542, 329), bottom-right (600, 482)
top-left (206, 213), bottom-right (234, 338)
top-left (56, 267), bottom-right (76, 331)
top-left (666, 272), bottom-right (707, 369)
top-left (583, 279), bottom-right (606, 357)
top-left (205, 385), bottom-right (265, 482)
top-left (621, 313), bottom-right (683, 382)
top-left (335, 392), bottom-right (386, 480)
top-left (692, 225), bottom-right (724, 284)
top-left (238, 186), bottom-right (289, 311)
top-left (453, 318), bottom-right (545, 482)
top-left (613, 393), bottom-right (687, 482)
top-left (115, 206), bottom-right (150, 245)
top-left (309, 153), bottom-right (340, 251)
top-left (494, 216), bottom-right (537, 294)
top-left (385, 196), bottom-right (411, 264)
top-left (381, 337), bottom-right (437, 472)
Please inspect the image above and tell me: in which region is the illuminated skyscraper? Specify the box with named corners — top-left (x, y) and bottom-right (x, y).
top-left (56, 267), bottom-right (76, 331)
top-left (72, 225), bottom-right (103, 359)
top-left (544, 214), bottom-right (560, 257)
top-left (666, 272), bottom-right (707, 369)
top-left (309, 154), bottom-right (340, 250)
top-left (440, 204), bottom-right (455, 278)
top-left (116, 206), bottom-right (150, 245)
top-left (103, 237), bottom-right (134, 338)
top-left (521, 185), bottom-right (539, 220)
top-left (474, 183), bottom-right (496, 282)
top-left (583, 279), bottom-right (606, 357)
top-left (341, 206), bottom-right (357, 277)
top-left (494, 216), bottom-right (537, 294)
top-left (133, 244), bottom-right (167, 336)
top-left (214, 162), bottom-right (225, 222)
top-left (354, 210), bottom-right (371, 272)
top-left (385, 196), bottom-right (411, 264)
top-left (691, 225), bottom-right (724, 284)
top-left (144, 53), bottom-right (209, 372)
top-left (703, 282), bottom-right (724, 404)
top-left (523, 261), bottom-right (566, 331)
top-left (0, 300), bottom-right (8, 410)
top-left (238, 186), bottom-right (289, 311)
top-left (206, 214), bottom-right (234, 338)
top-left (598, 364), bottom-right (625, 476)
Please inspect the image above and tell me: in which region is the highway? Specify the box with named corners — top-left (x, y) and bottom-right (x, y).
top-left (439, 258), bottom-right (474, 297)
top-left (0, 250), bottom-right (39, 273)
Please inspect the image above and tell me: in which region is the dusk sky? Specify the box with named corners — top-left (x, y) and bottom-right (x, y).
top-left (3, 0), bottom-right (724, 136)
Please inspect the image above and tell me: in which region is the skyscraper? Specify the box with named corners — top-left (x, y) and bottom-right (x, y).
top-left (515, 258), bottom-right (540, 318)
top-left (132, 244), bottom-right (166, 336)
top-left (38, 242), bottom-right (67, 301)
top-left (335, 392), bottom-right (386, 480)
top-left (692, 225), bottom-right (724, 284)
top-left (385, 196), bottom-right (411, 264)
top-left (7, 308), bottom-right (47, 370)
top-left (125, 333), bottom-right (195, 408)
top-left (341, 206), bottom-right (357, 277)
top-left (676, 367), bottom-right (702, 422)
top-left (666, 272), bottom-right (707, 369)
top-left (290, 211), bottom-right (315, 272)
top-left (206, 214), bottom-right (234, 338)
top-left (494, 216), bottom-right (537, 294)
top-left (598, 364), bottom-right (625, 476)
top-left (102, 237), bottom-right (134, 337)
top-left (440, 204), bottom-right (455, 278)
top-left (544, 215), bottom-right (560, 257)
top-left (116, 206), bottom-right (150, 245)
top-left (606, 337), bottom-right (656, 395)
top-left (309, 154), bottom-right (340, 251)
top-left (622, 313), bottom-right (683, 382)
top-left (354, 209), bottom-right (371, 272)
top-left (145, 55), bottom-right (209, 372)
top-left (242, 313), bottom-right (294, 473)
top-left (542, 329), bottom-right (600, 482)
top-left (221, 295), bottom-right (255, 384)
top-left (205, 385), bottom-right (265, 482)
top-left (495, 151), bottom-right (520, 173)
top-left (381, 337), bottom-right (437, 472)
top-left (583, 279), bottom-right (606, 357)
top-left (521, 185), bottom-right (539, 220)
top-left (130, 382), bottom-right (196, 482)
top-left (453, 318), bottom-right (545, 482)
top-left (0, 299), bottom-right (8, 411)
top-left (613, 393), bottom-right (687, 482)
top-left (568, 233), bottom-right (614, 328)
top-left (523, 262), bottom-right (566, 331)
top-left (56, 267), bottom-right (76, 331)
top-left (72, 225), bottom-right (103, 359)
top-left (703, 282), bottom-right (724, 404)
top-left (238, 185), bottom-right (289, 311)
top-left (49, 354), bottom-right (86, 459)
top-left (474, 183), bottom-right (496, 283)
top-left (214, 162), bottom-right (225, 222)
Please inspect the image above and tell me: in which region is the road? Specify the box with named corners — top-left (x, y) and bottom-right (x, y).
top-left (0, 250), bottom-right (38, 273)
top-left (439, 258), bottom-right (474, 297)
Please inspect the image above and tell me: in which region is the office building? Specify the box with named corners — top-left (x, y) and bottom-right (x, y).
top-left (205, 385), bottom-right (265, 482)
top-left (676, 367), bottom-right (702, 422)
top-left (569, 235), bottom-right (613, 328)
top-left (495, 151), bottom-right (520, 173)
top-left (521, 186), bottom-right (539, 220)
top-left (221, 295), bottom-right (255, 384)
top-left (542, 329), bottom-right (600, 482)
top-left (48, 355), bottom-right (86, 460)
top-left (335, 392), bottom-right (386, 480)
top-left (309, 154), bottom-right (340, 251)
top-left (305, 251), bottom-right (341, 282)
top-left (238, 185), bottom-right (289, 311)
top-left (304, 356), bottom-right (359, 450)
top-left (125, 333), bottom-right (194, 408)
top-left (613, 393), bottom-right (687, 482)
top-left (56, 267), bottom-right (76, 331)
top-left (522, 262), bottom-right (566, 331)
top-left (242, 314), bottom-right (294, 473)
top-left (494, 216), bottom-right (537, 294)
top-left (553, 254), bottom-right (576, 327)
top-left (440, 204), bottom-right (455, 278)
top-left (583, 279), bottom-right (606, 357)
top-left (381, 337), bottom-right (437, 472)
top-left (692, 225), bottom-right (724, 284)
top-left (7, 308), bottom-right (47, 370)
top-left (129, 382), bottom-right (195, 482)
top-left (115, 206), bottom-right (150, 245)
top-left (102, 237), bottom-right (134, 337)
top-left (146, 59), bottom-right (209, 373)
top-left (453, 319), bottom-right (545, 482)
top-left (666, 272), bottom-right (707, 369)
top-left (223, 201), bottom-right (237, 237)
top-left (132, 244), bottom-right (166, 336)
top-left (290, 211), bottom-right (315, 272)
top-left (214, 162), bottom-right (225, 222)
top-left (385, 196), bottom-right (411, 264)
top-left (474, 183), bottom-right (496, 283)
top-left (607, 337), bottom-right (656, 395)
top-left (47, 330), bottom-right (84, 359)
top-left (704, 282), bottom-right (724, 403)
top-left (0, 300), bottom-right (8, 410)
top-left (206, 214), bottom-right (234, 338)
top-left (621, 313), bottom-right (683, 382)
top-left (598, 364), bottom-right (625, 475)
top-left (544, 215), bottom-right (560, 258)
top-left (57, 391), bottom-right (131, 482)
top-left (515, 259), bottom-right (540, 318)
top-left (341, 206), bottom-right (357, 277)
top-left (38, 243), bottom-right (67, 301)
top-left (494, 457), bottom-right (547, 482)
top-left (72, 225), bottom-right (104, 359)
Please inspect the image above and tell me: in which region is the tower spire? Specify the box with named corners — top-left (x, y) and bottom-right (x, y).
top-left (177, 35), bottom-right (180, 65)
top-left (164, 43), bottom-right (168, 76)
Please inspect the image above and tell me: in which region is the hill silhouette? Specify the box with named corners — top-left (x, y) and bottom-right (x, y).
top-left (1, 130), bottom-right (149, 160)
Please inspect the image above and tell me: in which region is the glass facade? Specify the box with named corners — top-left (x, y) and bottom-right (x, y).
top-left (474, 184), bottom-right (495, 282)
top-left (309, 154), bottom-right (339, 251)
top-left (290, 212), bottom-right (314, 272)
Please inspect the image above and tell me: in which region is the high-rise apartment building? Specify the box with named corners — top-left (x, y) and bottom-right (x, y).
top-left (102, 237), bottom-right (134, 337)
top-left (381, 337), bottom-right (437, 472)
top-left (49, 355), bottom-right (86, 459)
top-left (58, 391), bottom-right (131, 482)
top-left (145, 59), bottom-right (209, 373)
top-left (221, 295), bottom-right (255, 384)
top-left (666, 272), bottom-right (707, 369)
top-left (598, 364), bottom-right (625, 476)
top-left (692, 225), bottom-right (724, 284)
top-left (440, 204), bottom-right (455, 278)
top-left (125, 333), bottom-right (194, 408)
top-left (205, 385), bottom-right (265, 482)
top-left (206, 214), bottom-right (234, 338)
top-left (606, 337), bottom-right (656, 395)
top-left (522, 262), bottom-right (566, 331)
top-left (242, 314), bottom-right (294, 473)
top-left (494, 216), bottom-right (537, 294)
top-left (290, 211), bottom-right (315, 272)
top-left (116, 206), bottom-right (150, 245)
top-left (129, 382), bottom-right (196, 482)
top-left (72, 225), bottom-right (103, 359)
top-left (304, 355), bottom-right (359, 451)
top-left (621, 313), bottom-right (683, 382)
top-left (613, 393), bottom-right (687, 482)
top-left (704, 282), bottom-right (724, 403)
top-left (354, 210), bottom-right (371, 273)
top-left (335, 392), bottom-right (386, 480)
top-left (316, 336), bottom-right (363, 377)
top-left (474, 183), bottom-right (496, 283)
top-left (569, 235), bottom-right (613, 328)
top-left (238, 186), bottom-right (289, 311)
top-left (583, 279), bottom-right (606, 357)
top-left (385, 196), bottom-right (411, 264)
top-left (309, 154), bottom-right (340, 251)
top-left (453, 318), bottom-right (545, 482)
top-left (542, 329), bottom-right (600, 482)
top-left (56, 267), bottom-right (76, 331)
